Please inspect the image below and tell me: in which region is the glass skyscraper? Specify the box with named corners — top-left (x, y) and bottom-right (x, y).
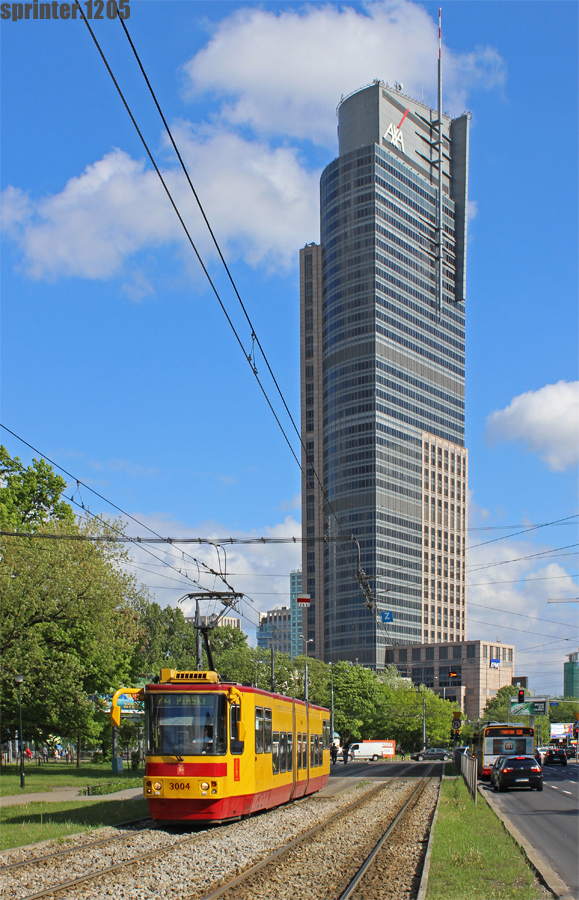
top-left (300, 81), bottom-right (470, 668)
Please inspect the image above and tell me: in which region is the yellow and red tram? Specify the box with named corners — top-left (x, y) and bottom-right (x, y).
top-left (111, 669), bottom-right (330, 823)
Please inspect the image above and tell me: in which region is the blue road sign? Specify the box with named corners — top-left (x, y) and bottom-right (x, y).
top-left (381, 611), bottom-right (394, 623)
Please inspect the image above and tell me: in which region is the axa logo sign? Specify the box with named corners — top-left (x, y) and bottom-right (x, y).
top-left (383, 107), bottom-right (409, 154)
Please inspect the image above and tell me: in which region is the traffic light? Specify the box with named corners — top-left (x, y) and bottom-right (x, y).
top-left (573, 720), bottom-right (579, 739)
top-left (518, 689), bottom-right (525, 703)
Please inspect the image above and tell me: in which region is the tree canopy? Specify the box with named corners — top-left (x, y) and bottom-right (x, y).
top-left (0, 445), bottom-right (74, 529)
top-left (0, 449), bottom-right (147, 747)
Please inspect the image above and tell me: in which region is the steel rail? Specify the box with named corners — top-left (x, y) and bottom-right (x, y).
top-left (15, 827), bottom-right (211, 900)
top-left (0, 821), bottom-right (156, 873)
top-left (14, 786), bottom-right (383, 900)
top-left (337, 775), bottom-right (431, 899)
top-left (192, 783), bottom-right (388, 900)
top-left (194, 775), bottom-right (434, 900)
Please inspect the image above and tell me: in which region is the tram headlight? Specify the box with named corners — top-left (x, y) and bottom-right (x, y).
top-left (200, 781), bottom-right (210, 791)
top-left (153, 781), bottom-right (162, 791)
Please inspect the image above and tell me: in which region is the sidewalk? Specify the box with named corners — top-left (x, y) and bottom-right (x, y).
top-left (0, 787), bottom-right (144, 808)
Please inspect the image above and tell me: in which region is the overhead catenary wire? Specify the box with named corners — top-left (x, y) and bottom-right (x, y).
top-left (467, 513), bottom-right (578, 550)
top-left (74, 5), bottom-right (369, 607)
top-left (3, 525), bottom-right (578, 585)
top-left (467, 543), bottom-right (579, 573)
top-left (0, 425), bottom-right (239, 596)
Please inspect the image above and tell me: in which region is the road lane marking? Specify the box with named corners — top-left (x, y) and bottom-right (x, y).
top-left (550, 785), bottom-right (558, 789)
top-left (563, 790), bottom-right (572, 795)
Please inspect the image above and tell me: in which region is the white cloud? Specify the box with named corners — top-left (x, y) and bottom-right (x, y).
top-left (183, 1), bottom-right (505, 145)
top-left (279, 494), bottom-right (301, 512)
top-left (1, 132), bottom-right (320, 280)
top-left (2, 1), bottom-right (504, 283)
top-left (120, 512), bottom-right (303, 644)
top-left (486, 381), bottom-right (579, 472)
top-left (467, 199), bottom-right (478, 221)
top-left (467, 536), bottom-right (579, 696)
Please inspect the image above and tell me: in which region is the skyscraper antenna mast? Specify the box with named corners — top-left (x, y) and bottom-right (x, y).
top-left (437, 7), bottom-right (443, 320)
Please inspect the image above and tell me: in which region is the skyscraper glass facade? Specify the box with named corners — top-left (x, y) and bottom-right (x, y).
top-left (301, 82), bottom-right (469, 668)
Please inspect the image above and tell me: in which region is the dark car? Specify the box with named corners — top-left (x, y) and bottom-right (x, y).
top-left (493, 755), bottom-right (543, 791)
top-left (490, 756), bottom-right (506, 788)
top-left (544, 746), bottom-right (567, 766)
top-left (411, 748), bottom-right (452, 761)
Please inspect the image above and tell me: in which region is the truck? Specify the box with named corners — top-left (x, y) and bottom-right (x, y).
top-left (349, 740), bottom-right (395, 761)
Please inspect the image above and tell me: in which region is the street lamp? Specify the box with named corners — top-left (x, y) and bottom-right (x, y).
top-left (14, 675), bottom-right (25, 789)
top-left (300, 635), bottom-right (314, 702)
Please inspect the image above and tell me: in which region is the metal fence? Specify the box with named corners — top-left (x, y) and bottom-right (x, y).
top-left (460, 752), bottom-right (478, 805)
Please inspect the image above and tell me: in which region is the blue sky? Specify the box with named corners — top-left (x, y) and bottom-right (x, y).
top-left (1, 0), bottom-right (577, 696)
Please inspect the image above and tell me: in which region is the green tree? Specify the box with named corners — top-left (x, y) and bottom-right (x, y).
top-left (0, 445), bottom-right (74, 529)
top-left (482, 684), bottom-right (519, 721)
top-left (381, 684), bottom-right (455, 752)
top-left (325, 662), bottom-right (386, 746)
top-left (0, 449), bottom-right (146, 756)
top-left (131, 600), bottom-right (197, 678)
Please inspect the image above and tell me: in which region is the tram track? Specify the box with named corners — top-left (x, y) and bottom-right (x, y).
top-left (192, 771), bottom-right (437, 900)
top-left (0, 820), bottom-right (157, 873)
top-left (3, 777), bottom-right (438, 900)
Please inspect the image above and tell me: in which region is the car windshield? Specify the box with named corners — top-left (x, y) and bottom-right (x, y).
top-left (147, 692), bottom-right (227, 757)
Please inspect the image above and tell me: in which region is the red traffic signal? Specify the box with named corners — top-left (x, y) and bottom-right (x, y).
top-left (518, 689), bottom-right (525, 703)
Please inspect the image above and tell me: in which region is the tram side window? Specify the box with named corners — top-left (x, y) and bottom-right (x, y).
top-left (264, 708), bottom-right (272, 753)
top-left (272, 731), bottom-right (280, 774)
top-left (302, 737), bottom-right (308, 769)
top-left (323, 720), bottom-right (330, 750)
top-left (230, 704), bottom-right (244, 755)
top-left (280, 732), bottom-right (287, 773)
top-left (255, 707), bottom-right (264, 754)
top-left (297, 733), bottom-right (302, 770)
top-left (287, 732), bottom-right (293, 771)
top-left (316, 734), bottom-right (320, 766)
top-left (310, 735), bottom-right (315, 768)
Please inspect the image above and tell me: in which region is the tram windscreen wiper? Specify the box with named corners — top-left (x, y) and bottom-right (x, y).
top-left (158, 724), bottom-right (184, 762)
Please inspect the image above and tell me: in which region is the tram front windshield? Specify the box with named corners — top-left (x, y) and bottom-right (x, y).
top-left (147, 693), bottom-right (227, 757)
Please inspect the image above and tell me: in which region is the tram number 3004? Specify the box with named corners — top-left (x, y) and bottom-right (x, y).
top-left (169, 782), bottom-right (190, 791)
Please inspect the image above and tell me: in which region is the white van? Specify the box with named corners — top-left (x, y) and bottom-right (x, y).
top-left (349, 741), bottom-right (388, 761)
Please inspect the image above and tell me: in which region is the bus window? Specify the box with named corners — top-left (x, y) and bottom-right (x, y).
top-left (272, 732), bottom-right (279, 774)
top-left (264, 708), bottom-right (272, 753)
top-left (279, 732), bottom-right (287, 773)
top-left (287, 732), bottom-right (293, 771)
top-left (230, 704), bottom-right (244, 755)
top-left (255, 707), bottom-right (264, 754)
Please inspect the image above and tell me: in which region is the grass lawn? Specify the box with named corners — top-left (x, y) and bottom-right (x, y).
top-left (0, 797), bottom-right (150, 851)
top-left (425, 777), bottom-right (549, 900)
top-left (0, 764), bottom-right (144, 796)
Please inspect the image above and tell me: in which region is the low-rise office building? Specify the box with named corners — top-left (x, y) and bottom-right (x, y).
top-left (386, 639), bottom-right (515, 720)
